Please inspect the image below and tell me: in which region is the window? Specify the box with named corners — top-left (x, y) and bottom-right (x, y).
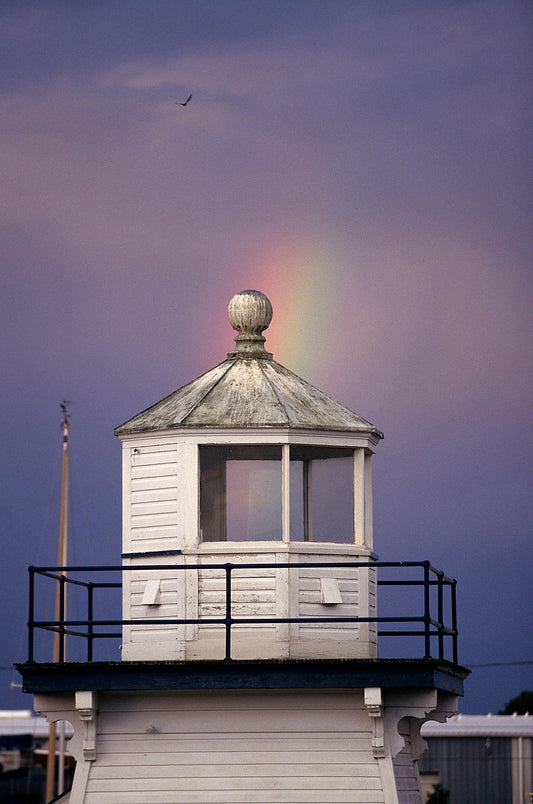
top-left (290, 447), bottom-right (354, 544)
top-left (200, 446), bottom-right (282, 542)
top-left (200, 444), bottom-right (355, 544)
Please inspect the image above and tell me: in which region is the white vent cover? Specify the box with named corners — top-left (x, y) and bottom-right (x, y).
top-left (142, 579), bottom-right (161, 606)
top-left (320, 577), bottom-right (343, 605)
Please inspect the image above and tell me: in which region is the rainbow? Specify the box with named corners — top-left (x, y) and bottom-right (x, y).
top-left (249, 238), bottom-right (345, 378)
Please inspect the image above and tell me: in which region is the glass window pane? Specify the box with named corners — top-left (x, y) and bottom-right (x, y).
top-left (311, 456), bottom-right (353, 543)
top-left (290, 459), bottom-right (305, 541)
top-left (200, 446), bottom-right (282, 542)
top-left (226, 460), bottom-right (282, 541)
top-left (200, 447), bottom-right (226, 542)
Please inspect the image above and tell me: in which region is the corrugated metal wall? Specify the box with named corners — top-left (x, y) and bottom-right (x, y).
top-left (419, 737), bottom-right (512, 804)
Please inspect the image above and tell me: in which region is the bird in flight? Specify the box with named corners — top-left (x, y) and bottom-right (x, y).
top-left (176, 93), bottom-right (192, 107)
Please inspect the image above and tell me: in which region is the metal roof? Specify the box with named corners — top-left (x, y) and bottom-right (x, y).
top-left (0, 710), bottom-right (72, 738)
top-left (421, 714), bottom-right (533, 738)
top-left (115, 357), bottom-right (382, 435)
top-left (115, 290), bottom-right (383, 438)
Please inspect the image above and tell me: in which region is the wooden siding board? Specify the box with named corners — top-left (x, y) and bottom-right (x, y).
top-left (298, 602), bottom-right (358, 615)
top-left (85, 793), bottom-right (385, 804)
top-left (96, 711), bottom-right (367, 734)
top-left (197, 609), bottom-right (276, 621)
top-left (124, 537), bottom-right (177, 553)
top-left (130, 597), bottom-right (178, 610)
top-left (131, 513), bottom-right (178, 528)
top-left (86, 782), bottom-right (383, 796)
top-left (131, 500), bottom-right (178, 515)
top-left (199, 592), bottom-right (275, 606)
top-left (130, 488), bottom-right (177, 504)
top-left (89, 767), bottom-right (382, 783)
top-left (199, 575), bottom-right (275, 586)
top-left (97, 736), bottom-right (373, 752)
top-left (199, 578), bottom-right (276, 597)
top-left (131, 464), bottom-right (177, 479)
top-left (94, 748), bottom-right (372, 764)
top-left (129, 525), bottom-right (177, 538)
top-left (131, 475), bottom-right (177, 491)
top-left (199, 587), bottom-right (275, 600)
top-left (130, 450), bottom-right (177, 465)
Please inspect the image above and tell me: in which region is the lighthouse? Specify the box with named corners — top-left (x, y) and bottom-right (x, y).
top-left (116, 289), bottom-right (382, 665)
top-left (19, 290), bottom-right (468, 803)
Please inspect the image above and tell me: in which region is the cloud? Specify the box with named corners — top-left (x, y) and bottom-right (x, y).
top-left (2, 2), bottom-right (529, 239)
top-left (1, 0), bottom-right (530, 386)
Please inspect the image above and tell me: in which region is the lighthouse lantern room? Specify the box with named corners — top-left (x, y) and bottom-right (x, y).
top-left (115, 290), bottom-right (382, 662)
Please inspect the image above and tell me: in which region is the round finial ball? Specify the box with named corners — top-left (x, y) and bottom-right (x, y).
top-left (228, 290), bottom-right (273, 335)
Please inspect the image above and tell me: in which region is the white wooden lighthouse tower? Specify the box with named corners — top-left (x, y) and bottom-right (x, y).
top-left (21, 290), bottom-right (468, 803)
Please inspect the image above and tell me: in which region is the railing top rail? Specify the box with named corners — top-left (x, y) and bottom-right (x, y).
top-left (31, 615), bottom-right (458, 626)
top-left (29, 559), bottom-right (455, 578)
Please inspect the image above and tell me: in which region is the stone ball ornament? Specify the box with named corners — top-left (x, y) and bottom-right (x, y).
top-left (227, 289), bottom-right (274, 357)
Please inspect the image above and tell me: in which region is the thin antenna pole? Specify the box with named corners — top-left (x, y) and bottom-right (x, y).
top-left (46, 402), bottom-right (70, 802)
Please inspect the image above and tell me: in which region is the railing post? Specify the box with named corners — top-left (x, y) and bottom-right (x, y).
top-left (28, 567), bottom-right (35, 662)
top-left (423, 561), bottom-right (431, 658)
top-left (451, 578), bottom-right (458, 664)
top-left (87, 583), bottom-right (94, 662)
top-left (224, 564), bottom-right (232, 661)
top-left (437, 571), bottom-right (444, 659)
top-left (59, 575), bottom-right (66, 663)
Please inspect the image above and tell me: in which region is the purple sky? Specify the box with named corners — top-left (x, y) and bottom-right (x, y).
top-left (1, 1), bottom-right (532, 713)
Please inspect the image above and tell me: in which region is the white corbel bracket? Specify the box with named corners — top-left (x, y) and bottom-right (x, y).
top-left (75, 691), bottom-right (98, 761)
top-left (364, 687), bottom-right (385, 758)
top-left (383, 689), bottom-right (458, 759)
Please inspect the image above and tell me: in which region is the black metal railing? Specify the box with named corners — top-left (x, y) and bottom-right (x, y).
top-left (26, 560), bottom-right (458, 664)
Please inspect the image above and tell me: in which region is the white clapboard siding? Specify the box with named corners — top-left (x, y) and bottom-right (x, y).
top-left (297, 562), bottom-right (360, 639)
top-left (121, 552), bottom-right (187, 659)
top-left (368, 568), bottom-right (378, 638)
top-left (197, 558), bottom-right (277, 642)
top-left (199, 575), bottom-right (276, 612)
top-left (82, 691), bottom-right (387, 804)
top-left (126, 443), bottom-right (179, 553)
top-left (393, 725), bottom-right (424, 804)
top-left (178, 550), bottom-right (378, 659)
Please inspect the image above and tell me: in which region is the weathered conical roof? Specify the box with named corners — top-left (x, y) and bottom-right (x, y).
top-left (114, 290), bottom-right (383, 438)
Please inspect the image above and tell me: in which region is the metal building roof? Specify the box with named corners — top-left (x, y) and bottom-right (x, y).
top-left (421, 714), bottom-right (533, 738)
top-left (115, 290), bottom-right (383, 438)
top-left (0, 710), bottom-right (73, 738)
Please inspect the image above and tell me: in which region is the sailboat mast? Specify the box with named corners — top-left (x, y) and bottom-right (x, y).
top-left (45, 402), bottom-right (70, 802)
top-left (57, 402), bottom-right (69, 576)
